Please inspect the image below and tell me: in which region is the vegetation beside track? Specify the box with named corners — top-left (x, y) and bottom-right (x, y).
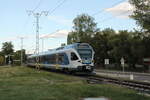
top-left (0, 66), bottom-right (149, 100)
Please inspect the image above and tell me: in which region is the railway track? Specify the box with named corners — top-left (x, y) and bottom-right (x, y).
top-left (96, 69), bottom-right (150, 76)
top-left (28, 66), bottom-right (150, 95)
top-left (86, 75), bottom-right (150, 94)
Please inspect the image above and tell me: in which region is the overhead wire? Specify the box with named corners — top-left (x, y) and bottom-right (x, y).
top-left (32, 0), bottom-right (43, 12)
top-left (34, 0), bottom-right (68, 52)
top-left (98, 10), bottom-right (131, 23)
top-left (92, 0), bottom-right (131, 24)
top-left (19, 0), bottom-right (44, 52)
top-left (47, 0), bottom-right (67, 15)
top-left (40, 0), bottom-right (68, 32)
top-left (92, 0), bottom-right (127, 16)
top-left (21, 0), bottom-right (44, 34)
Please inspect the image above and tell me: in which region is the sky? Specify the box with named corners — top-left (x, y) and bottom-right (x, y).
top-left (0, 0), bottom-right (137, 54)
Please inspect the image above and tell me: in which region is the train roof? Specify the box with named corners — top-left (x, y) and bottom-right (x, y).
top-left (28, 43), bottom-right (93, 58)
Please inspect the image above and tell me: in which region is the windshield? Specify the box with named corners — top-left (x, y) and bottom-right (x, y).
top-left (77, 49), bottom-right (92, 59)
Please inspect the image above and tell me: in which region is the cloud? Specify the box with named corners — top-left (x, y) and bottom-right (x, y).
top-left (105, 1), bottom-right (135, 18)
top-left (40, 29), bottom-right (70, 38)
top-left (48, 15), bottom-right (72, 25)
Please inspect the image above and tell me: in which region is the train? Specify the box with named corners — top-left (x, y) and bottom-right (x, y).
top-left (27, 43), bottom-right (95, 73)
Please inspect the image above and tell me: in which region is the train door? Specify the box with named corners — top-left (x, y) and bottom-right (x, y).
top-left (70, 52), bottom-right (79, 68)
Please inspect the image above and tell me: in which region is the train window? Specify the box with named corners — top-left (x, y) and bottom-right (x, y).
top-left (58, 54), bottom-right (63, 64)
top-left (58, 53), bottom-right (69, 65)
top-left (71, 52), bottom-right (78, 60)
top-left (46, 54), bottom-right (56, 64)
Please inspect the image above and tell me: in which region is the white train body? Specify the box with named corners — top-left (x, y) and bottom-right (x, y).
top-left (27, 43), bottom-right (94, 72)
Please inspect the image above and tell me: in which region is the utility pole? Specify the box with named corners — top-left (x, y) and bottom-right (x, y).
top-left (27, 11), bottom-right (48, 69)
top-left (5, 55), bottom-right (7, 65)
top-left (77, 20), bottom-right (80, 42)
top-left (20, 37), bottom-right (24, 66)
top-left (40, 37), bottom-right (46, 52)
top-left (41, 38), bottom-right (44, 52)
top-left (8, 54), bottom-right (14, 66)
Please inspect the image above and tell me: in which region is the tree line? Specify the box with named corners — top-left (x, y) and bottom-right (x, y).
top-left (67, 0), bottom-right (150, 71)
top-left (0, 42), bottom-right (26, 65)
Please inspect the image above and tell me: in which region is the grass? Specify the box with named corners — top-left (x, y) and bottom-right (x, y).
top-left (0, 66), bottom-right (149, 100)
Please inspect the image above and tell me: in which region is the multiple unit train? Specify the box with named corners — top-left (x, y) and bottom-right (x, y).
top-left (27, 43), bottom-right (95, 73)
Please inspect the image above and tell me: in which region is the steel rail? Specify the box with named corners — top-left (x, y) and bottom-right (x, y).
top-left (86, 75), bottom-right (150, 94)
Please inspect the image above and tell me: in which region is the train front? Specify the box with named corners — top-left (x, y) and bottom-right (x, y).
top-left (76, 43), bottom-right (94, 72)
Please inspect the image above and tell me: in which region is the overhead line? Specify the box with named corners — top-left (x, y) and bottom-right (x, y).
top-left (48, 0), bottom-right (67, 15)
top-left (19, 0), bottom-right (44, 53)
top-left (92, 0), bottom-right (127, 16)
top-left (32, 0), bottom-right (43, 12)
top-left (98, 10), bottom-right (130, 23)
top-left (21, 0), bottom-right (44, 34)
top-left (39, 0), bottom-right (67, 34)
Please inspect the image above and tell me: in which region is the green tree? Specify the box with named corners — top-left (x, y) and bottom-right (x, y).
top-left (130, 0), bottom-right (150, 33)
top-left (1, 42), bottom-right (14, 55)
top-left (13, 49), bottom-right (26, 65)
top-left (91, 28), bottom-right (116, 67)
top-left (67, 32), bottom-right (78, 44)
top-left (142, 36), bottom-right (150, 57)
top-left (110, 30), bottom-right (132, 64)
top-left (61, 43), bottom-right (66, 47)
top-left (125, 31), bottom-right (144, 68)
top-left (0, 52), bottom-right (5, 65)
top-left (67, 14), bottom-right (98, 44)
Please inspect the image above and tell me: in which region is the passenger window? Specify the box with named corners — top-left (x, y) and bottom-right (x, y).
top-left (71, 52), bottom-right (78, 60)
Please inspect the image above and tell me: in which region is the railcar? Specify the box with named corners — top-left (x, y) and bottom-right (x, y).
top-left (27, 43), bottom-right (95, 73)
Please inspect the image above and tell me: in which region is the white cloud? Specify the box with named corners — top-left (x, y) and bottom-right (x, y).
top-left (48, 15), bottom-right (72, 25)
top-left (40, 29), bottom-right (70, 38)
top-left (105, 1), bottom-right (135, 18)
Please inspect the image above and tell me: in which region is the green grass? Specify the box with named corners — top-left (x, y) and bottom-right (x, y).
top-left (0, 66), bottom-right (149, 100)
